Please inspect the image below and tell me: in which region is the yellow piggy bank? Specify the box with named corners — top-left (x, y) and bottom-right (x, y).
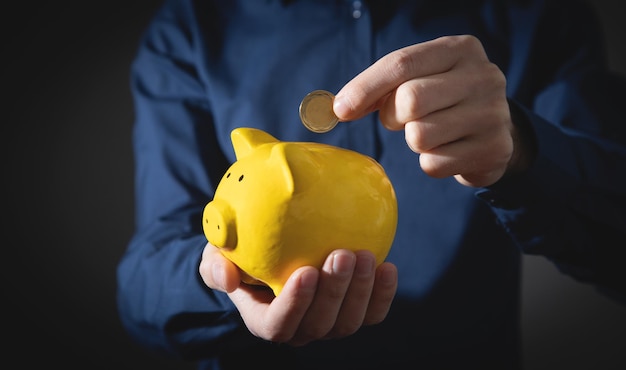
top-left (202, 127), bottom-right (397, 295)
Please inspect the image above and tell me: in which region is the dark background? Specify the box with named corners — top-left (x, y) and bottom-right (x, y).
top-left (4, 1), bottom-right (625, 369)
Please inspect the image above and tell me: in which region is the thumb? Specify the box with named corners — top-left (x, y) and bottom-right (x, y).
top-left (199, 243), bottom-right (241, 292)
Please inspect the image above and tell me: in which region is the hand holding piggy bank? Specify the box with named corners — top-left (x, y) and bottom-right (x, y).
top-left (202, 127), bottom-right (397, 295)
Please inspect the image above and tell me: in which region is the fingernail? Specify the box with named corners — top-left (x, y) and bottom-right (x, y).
top-left (333, 96), bottom-right (351, 120)
top-left (331, 251), bottom-right (356, 276)
top-left (299, 269), bottom-right (317, 292)
top-left (379, 265), bottom-right (396, 285)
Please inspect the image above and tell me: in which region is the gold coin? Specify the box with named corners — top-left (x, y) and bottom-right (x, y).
top-left (299, 90), bottom-right (339, 133)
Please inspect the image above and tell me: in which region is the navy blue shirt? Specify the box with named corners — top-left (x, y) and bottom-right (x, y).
top-left (117, 0), bottom-right (626, 368)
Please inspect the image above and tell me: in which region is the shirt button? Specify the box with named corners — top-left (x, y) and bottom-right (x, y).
top-left (352, 1), bottom-right (362, 19)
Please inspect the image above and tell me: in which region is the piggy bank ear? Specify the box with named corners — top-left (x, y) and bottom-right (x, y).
top-left (231, 127), bottom-right (279, 159)
top-left (269, 143), bottom-right (319, 195)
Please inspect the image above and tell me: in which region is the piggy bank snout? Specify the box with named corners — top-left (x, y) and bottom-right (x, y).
top-left (202, 199), bottom-right (236, 249)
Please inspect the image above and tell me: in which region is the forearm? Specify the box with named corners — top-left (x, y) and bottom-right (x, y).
top-left (477, 98), bottom-right (626, 301)
top-left (116, 217), bottom-right (248, 357)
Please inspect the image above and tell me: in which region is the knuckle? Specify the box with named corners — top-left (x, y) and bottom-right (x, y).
top-left (396, 82), bottom-right (423, 121)
top-left (404, 123), bottom-right (429, 152)
top-left (330, 322), bottom-right (360, 338)
top-left (363, 313), bottom-right (385, 326)
top-left (256, 322), bottom-right (292, 344)
top-left (298, 325), bottom-right (330, 342)
top-left (482, 62), bottom-right (506, 90)
top-left (436, 34), bottom-right (479, 53)
top-left (325, 284), bottom-right (349, 301)
top-left (419, 154), bottom-right (447, 178)
top-left (455, 34), bottom-right (482, 53)
top-left (379, 114), bottom-right (400, 131)
top-left (465, 61), bottom-right (504, 93)
top-left (265, 331), bottom-right (292, 344)
top-left (385, 48), bottom-right (415, 81)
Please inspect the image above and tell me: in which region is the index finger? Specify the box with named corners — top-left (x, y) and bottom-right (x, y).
top-left (333, 35), bottom-right (481, 121)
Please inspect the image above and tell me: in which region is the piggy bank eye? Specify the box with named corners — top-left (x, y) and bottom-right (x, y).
top-left (226, 173), bottom-right (231, 178)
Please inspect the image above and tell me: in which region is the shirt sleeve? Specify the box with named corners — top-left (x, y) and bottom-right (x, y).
top-left (476, 0), bottom-right (626, 302)
top-left (115, 0), bottom-right (252, 358)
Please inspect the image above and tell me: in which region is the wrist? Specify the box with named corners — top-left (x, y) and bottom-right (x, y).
top-left (504, 98), bottom-right (537, 177)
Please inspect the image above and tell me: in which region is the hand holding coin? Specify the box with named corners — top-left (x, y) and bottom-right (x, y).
top-left (299, 90), bottom-right (339, 133)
